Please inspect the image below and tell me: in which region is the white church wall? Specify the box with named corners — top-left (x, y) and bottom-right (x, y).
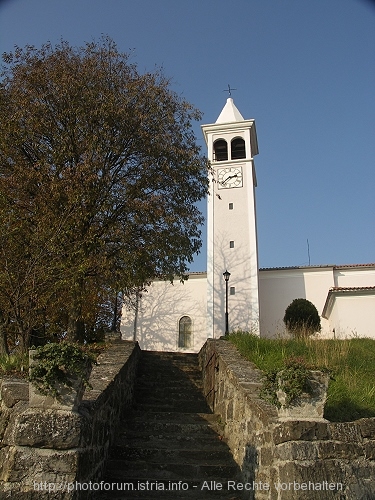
top-left (259, 267), bottom-right (334, 338)
top-left (120, 273), bottom-right (207, 352)
top-left (119, 97), bottom-right (375, 352)
top-left (333, 265), bottom-right (375, 287)
top-left (327, 293), bottom-right (375, 339)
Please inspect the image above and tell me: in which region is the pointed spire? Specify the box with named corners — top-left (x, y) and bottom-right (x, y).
top-left (215, 98), bottom-right (244, 124)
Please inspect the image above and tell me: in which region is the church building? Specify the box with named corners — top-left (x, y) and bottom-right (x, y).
top-left (121, 99), bottom-right (375, 352)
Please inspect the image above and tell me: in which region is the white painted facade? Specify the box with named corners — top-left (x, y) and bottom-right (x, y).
top-left (259, 264), bottom-right (375, 339)
top-left (202, 98), bottom-right (260, 339)
top-left (121, 273), bottom-right (208, 353)
top-left (120, 100), bottom-right (375, 351)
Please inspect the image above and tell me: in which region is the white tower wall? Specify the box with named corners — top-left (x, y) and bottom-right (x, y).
top-left (202, 98), bottom-right (260, 338)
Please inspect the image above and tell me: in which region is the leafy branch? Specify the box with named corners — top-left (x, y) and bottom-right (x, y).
top-left (29, 342), bottom-right (96, 400)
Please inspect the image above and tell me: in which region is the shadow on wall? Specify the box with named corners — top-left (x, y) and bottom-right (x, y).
top-left (258, 269), bottom-right (309, 338)
top-left (240, 446), bottom-right (258, 500)
top-left (126, 280), bottom-right (207, 351)
top-left (211, 231), bottom-right (259, 336)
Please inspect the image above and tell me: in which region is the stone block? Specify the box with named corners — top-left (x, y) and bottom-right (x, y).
top-left (1, 380), bottom-right (29, 408)
top-left (0, 404), bottom-right (11, 439)
top-left (351, 460), bottom-right (375, 479)
top-left (276, 370), bottom-right (329, 422)
top-left (329, 421), bottom-right (361, 443)
top-left (276, 440), bottom-right (318, 461)
top-left (278, 460), bottom-right (345, 493)
top-left (363, 440), bottom-right (375, 460)
top-left (357, 417), bottom-right (375, 439)
top-left (316, 440), bottom-right (363, 459)
top-left (258, 446), bottom-right (274, 467)
top-left (226, 399), bottom-right (234, 420)
top-left (273, 420), bottom-right (329, 445)
top-left (345, 479), bottom-right (375, 500)
top-left (1, 445), bottom-right (78, 483)
top-left (3, 408), bottom-right (82, 449)
top-left (29, 363), bottom-right (90, 412)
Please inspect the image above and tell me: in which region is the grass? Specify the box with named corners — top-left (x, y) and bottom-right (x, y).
top-left (0, 353), bottom-right (29, 377)
top-left (228, 331), bottom-right (375, 422)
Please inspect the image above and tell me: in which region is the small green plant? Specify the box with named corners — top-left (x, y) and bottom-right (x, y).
top-left (0, 353), bottom-right (28, 375)
top-left (284, 298), bottom-right (321, 338)
top-left (29, 342), bottom-right (96, 400)
top-left (260, 356), bottom-right (314, 408)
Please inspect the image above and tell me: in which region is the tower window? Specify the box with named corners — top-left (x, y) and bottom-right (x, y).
top-left (230, 287), bottom-right (236, 295)
top-left (178, 316), bottom-right (192, 348)
top-left (213, 139), bottom-right (228, 161)
top-left (230, 240), bottom-right (235, 248)
top-left (231, 138), bottom-right (246, 160)
top-left (229, 203), bottom-right (233, 210)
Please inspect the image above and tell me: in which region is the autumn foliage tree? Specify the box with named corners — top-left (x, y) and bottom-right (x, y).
top-left (0, 37), bottom-right (208, 352)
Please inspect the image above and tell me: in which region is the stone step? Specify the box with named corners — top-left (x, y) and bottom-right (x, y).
top-left (134, 401), bottom-right (210, 413)
top-left (115, 432), bottom-right (227, 451)
top-left (95, 352), bottom-right (242, 500)
top-left (141, 350), bottom-right (199, 361)
top-left (104, 460), bottom-right (240, 482)
top-left (93, 479), bottom-right (243, 499)
top-left (137, 360), bottom-right (201, 370)
top-left (109, 445), bottom-right (233, 463)
top-left (134, 382), bottom-right (204, 395)
top-left (137, 358), bottom-right (200, 371)
top-left (134, 380), bottom-right (204, 393)
top-left (136, 370), bottom-right (202, 383)
top-left (123, 411), bottom-right (222, 435)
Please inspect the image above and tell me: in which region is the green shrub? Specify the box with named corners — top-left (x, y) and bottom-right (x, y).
top-left (29, 342), bottom-right (96, 400)
top-left (284, 298), bottom-right (321, 337)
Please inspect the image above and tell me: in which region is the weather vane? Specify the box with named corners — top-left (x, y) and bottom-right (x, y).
top-left (223, 84), bottom-right (237, 97)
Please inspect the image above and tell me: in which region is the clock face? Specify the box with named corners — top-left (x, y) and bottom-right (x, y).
top-left (217, 167), bottom-right (243, 189)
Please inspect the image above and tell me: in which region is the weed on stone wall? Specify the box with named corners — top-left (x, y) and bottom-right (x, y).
top-left (29, 342), bottom-right (96, 400)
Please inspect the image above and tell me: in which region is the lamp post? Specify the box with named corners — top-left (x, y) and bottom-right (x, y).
top-left (223, 270), bottom-right (231, 335)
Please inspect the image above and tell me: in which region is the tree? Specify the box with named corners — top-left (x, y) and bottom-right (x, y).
top-left (283, 298), bottom-right (321, 338)
top-left (0, 37), bottom-right (208, 350)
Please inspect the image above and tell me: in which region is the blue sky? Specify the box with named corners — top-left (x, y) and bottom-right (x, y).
top-left (1, 0), bottom-right (374, 272)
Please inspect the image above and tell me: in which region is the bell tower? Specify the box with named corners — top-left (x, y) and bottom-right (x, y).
top-left (202, 98), bottom-right (260, 338)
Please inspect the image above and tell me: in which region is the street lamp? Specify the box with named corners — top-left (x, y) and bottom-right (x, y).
top-left (223, 270), bottom-right (231, 335)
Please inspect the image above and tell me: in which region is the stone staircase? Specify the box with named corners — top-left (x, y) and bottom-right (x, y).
top-left (94, 351), bottom-right (243, 499)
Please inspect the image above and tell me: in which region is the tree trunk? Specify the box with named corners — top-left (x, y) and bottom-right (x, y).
top-left (67, 299), bottom-right (85, 342)
top-left (0, 323), bottom-right (9, 356)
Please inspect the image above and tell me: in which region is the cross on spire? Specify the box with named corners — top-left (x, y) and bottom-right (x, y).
top-left (223, 84), bottom-right (237, 97)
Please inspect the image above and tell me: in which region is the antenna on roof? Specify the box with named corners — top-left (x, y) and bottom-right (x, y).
top-left (307, 239), bottom-right (311, 266)
top-left (223, 84), bottom-right (237, 97)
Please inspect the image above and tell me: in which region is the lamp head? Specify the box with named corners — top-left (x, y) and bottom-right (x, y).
top-left (223, 270), bottom-right (231, 282)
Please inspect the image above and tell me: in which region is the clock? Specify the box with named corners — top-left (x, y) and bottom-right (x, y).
top-left (217, 166), bottom-right (243, 189)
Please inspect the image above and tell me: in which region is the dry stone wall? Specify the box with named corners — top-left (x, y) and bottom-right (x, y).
top-left (199, 339), bottom-right (375, 500)
top-left (0, 339), bottom-right (140, 499)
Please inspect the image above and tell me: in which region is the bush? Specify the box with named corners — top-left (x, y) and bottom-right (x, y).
top-left (283, 298), bottom-right (321, 338)
top-left (29, 342), bottom-right (96, 400)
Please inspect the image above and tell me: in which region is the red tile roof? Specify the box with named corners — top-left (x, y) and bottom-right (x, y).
top-left (260, 263), bottom-right (375, 272)
top-left (329, 286), bottom-right (375, 293)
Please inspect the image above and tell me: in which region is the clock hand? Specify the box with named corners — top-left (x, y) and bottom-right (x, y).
top-left (221, 174), bottom-right (238, 185)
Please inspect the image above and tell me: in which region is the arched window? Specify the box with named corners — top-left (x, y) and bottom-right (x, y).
top-left (231, 138), bottom-right (246, 160)
top-left (178, 316), bottom-right (192, 348)
top-left (213, 139), bottom-right (228, 161)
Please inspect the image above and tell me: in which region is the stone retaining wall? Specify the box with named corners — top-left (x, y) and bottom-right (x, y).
top-left (0, 339), bottom-right (140, 499)
top-left (199, 339), bottom-right (375, 500)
